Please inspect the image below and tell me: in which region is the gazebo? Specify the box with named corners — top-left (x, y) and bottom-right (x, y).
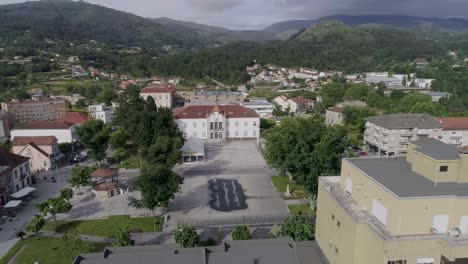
top-left (90, 168), bottom-right (124, 198)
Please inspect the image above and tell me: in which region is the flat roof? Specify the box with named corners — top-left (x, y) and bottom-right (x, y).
top-left (366, 113), bottom-right (442, 129)
top-left (411, 138), bottom-right (460, 160)
top-left (74, 239), bottom-right (327, 264)
top-left (346, 157), bottom-right (468, 198)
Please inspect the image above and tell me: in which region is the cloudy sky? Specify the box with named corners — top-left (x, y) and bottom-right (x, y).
top-left (1, 0), bottom-right (468, 29)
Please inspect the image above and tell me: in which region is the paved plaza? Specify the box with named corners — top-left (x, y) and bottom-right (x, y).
top-left (168, 142), bottom-right (288, 226)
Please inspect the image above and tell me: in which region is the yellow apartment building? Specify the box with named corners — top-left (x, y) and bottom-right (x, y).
top-left (316, 138), bottom-right (468, 264)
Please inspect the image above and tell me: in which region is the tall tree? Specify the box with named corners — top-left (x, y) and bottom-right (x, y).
top-left (146, 96), bottom-right (157, 112)
top-left (68, 166), bottom-right (92, 193)
top-left (36, 197), bottom-right (72, 224)
top-left (27, 215), bottom-right (45, 239)
top-left (75, 120), bottom-right (112, 163)
top-left (142, 136), bottom-right (183, 167)
top-left (109, 128), bottom-right (129, 150)
top-left (60, 188), bottom-right (74, 203)
top-left (174, 224), bottom-right (199, 248)
top-left (129, 164), bottom-right (183, 231)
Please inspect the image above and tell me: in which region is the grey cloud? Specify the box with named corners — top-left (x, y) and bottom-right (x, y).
top-left (186, 0), bottom-right (244, 11)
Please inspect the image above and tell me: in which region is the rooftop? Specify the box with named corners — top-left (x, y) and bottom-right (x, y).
top-left (411, 137), bottom-right (461, 160)
top-left (74, 239), bottom-right (327, 264)
top-left (366, 113), bottom-right (441, 129)
top-left (346, 155), bottom-right (468, 198)
top-left (57, 112), bottom-right (90, 124)
top-left (174, 104), bottom-right (259, 119)
top-left (2, 98), bottom-right (66, 106)
top-left (140, 84), bottom-right (176, 94)
top-left (16, 121), bottom-right (75, 130)
top-left (438, 117), bottom-right (468, 131)
top-left (327, 106), bottom-right (345, 113)
top-left (240, 101), bottom-right (274, 106)
top-left (12, 136), bottom-right (57, 146)
top-left (0, 148), bottom-right (29, 168)
top-left (91, 168), bottom-right (119, 179)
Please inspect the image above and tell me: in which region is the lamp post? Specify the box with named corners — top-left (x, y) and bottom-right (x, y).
top-left (179, 228), bottom-right (183, 248)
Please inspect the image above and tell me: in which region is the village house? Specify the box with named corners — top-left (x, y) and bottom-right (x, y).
top-left (174, 104), bottom-right (260, 144)
top-left (438, 117), bottom-right (468, 147)
top-left (0, 149), bottom-right (32, 201)
top-left (12, 136), bottom-right (63, 173)
top-left (57, 112), bottom-right (90, 125)
top-left (140, 84), bottom-right (176, 109)
top-left (273, 95), bottom-right (315, 113)
top-left (88, 104), bottom-right (113, 124)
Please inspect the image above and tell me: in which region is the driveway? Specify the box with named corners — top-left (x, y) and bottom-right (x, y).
top-left (167, 142), bottom-right (288, 226)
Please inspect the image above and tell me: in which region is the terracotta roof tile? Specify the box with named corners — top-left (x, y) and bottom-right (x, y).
top-left (91, 168), bottom-right (119, 178)
top-left (290, 96), bottom-right (316, 105)
top-left (141, 84), bottom-right (176, 94)
top-left (438, 117), bottom-right (468, 131)
top-left (327, 107), bottom-right (345, 113)
top-left (12, 136), bottom-right (57, 146)
top-left (0, 149), bottom-right (29, 168)
top-left (174, 104), bottom-right (259, 119)
top-left (17, 121), bottom-right (75, 130)
top-left (57, 112), bottom-right (90, 124)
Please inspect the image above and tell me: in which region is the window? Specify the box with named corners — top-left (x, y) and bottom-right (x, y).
top-left (387, 261), bottom-right (407, 264)
top-left (193, 122), bottom-right (197, 128)
top-left (253, 131), bottom-right (257, 137)
top-left (202, 132), bottom-right (207, 138)
top-left (218, 132), bottom-right (223, 139)
top-left (244, 121), bottom-right (248, 127)
top-left (211, 132), bottom-right (215, 139)
top-left (210, 122), bottom-right (214, 130)
top-left (253, 121), bottom-right (257, 127)
top-left (219, 122), bottom-right (223, 129)
top-left (202, 122), bottom-right (206, 128)
top-left (235, 121), bottom-right (239, 127)
top-left (244, 131), bottom-right (248, 137)
top-left (440, 166), bottom-right (448, 172)
top-left (235, 131), bottom-right (239, 137)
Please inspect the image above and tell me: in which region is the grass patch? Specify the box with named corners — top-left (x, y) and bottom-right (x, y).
top-left (118, 155), bottom-right (141, 169)
top-left (43, 215), bottom-right (164, 237)
top-left (271, 175), bottom-right (312, 198)
top-left (288, 203), bottom-right (314, 216)
top-left (0, 237), bottom-right (107, 264)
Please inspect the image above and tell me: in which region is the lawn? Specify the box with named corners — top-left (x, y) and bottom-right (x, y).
top-left (0, 237), bottom-right (107, 264)
top-left (288, 203), bottom-right (315, 216)
top-left (43, 215), bottom-right (164, 237)
top-left (117, 155), bottom-right (141, 169)
top-left (272, 175), bottom-right (312, 198)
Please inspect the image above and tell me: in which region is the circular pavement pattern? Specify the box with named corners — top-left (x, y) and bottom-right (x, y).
top-left (208, 179), bottom-right (248, 212)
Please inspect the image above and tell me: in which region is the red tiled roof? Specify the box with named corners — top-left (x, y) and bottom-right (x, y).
top-left (91, 168), bottom-right (119, 178)
top-left (290, 96), bottom-right (316, 105)
top-left (140, 84), bottom-right (176, 94)
top-left (438, 117), bottom-right (468, 131)
top-left (0, 149), bottom-right (29, 168)
top-left (57, 112), bottom-right (89, 124)
top-left (174, 104), bottom-right (260, 119)
top-left (94, 181), bottom-right (121, 191)
top-left (327, 107), bottom-right (345, 113)
top-left (17, 121), bottom-right (75, 130)
top-left (12, 136), bottom-right (57, 146)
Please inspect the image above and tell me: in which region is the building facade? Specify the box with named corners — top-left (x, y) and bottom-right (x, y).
top-left (364, 114), bottom-right (442, 156)
top-left (438, 117), bottom-right (468, 147)
top-left (273, 95), bottom-right (315, 113)
top-left (10, 121), bottom-right (77, 144)
top-left (1, 98), bottom-right (68, 123)
top-left (316, 139), bottom-right (468, 264)
top-left (239, 100), bottom-right (274, 118)
top-left (12, 136), bottom-right (63, 173)
top-left (140, 84), bottom-right (175, 109)
top-left (174, 104), bottom-right (260, 143)
top-left (325, 107), bottom-right (345, 126)
top-left (0, 149), bottom-right (31, 199)
top-left (88, 104), bottom-right (113, 124)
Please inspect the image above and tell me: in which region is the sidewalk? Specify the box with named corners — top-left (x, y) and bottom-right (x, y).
top-left (0, 238), bottom-right (19, 260)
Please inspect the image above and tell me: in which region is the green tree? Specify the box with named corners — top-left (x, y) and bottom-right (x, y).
top-left (174, 224), bottom-right (199, 248)
top-left (62, 231), bottom-right (84, 261)
top-left (36, 197), bottom-right (72, 224)
top-left (129, 164), bottom-right (183, 231)
top-left (142, 136), bottom-right (183, 167)
top-left (75, 120), bottom-right (112, 163)
top-left (60, 188), bottom-right (74, 203)
top-left (96, 87), bottom-right (116, 105)
top-left (109, 128), bottom-right (129, 150)
top-left (232, 225), bottom-right (252, 240)
top-left (112, 227), bottom-right (135, 247)
top-left (280, 216), bottom-right (314, 241)
top-left (146, 96), bottom-right (157, 112)
top-left (27, 215), bottom-right (45, 239)
top-left (68, 166), bottom-right (92, 193)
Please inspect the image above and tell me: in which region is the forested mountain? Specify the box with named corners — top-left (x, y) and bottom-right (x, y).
top-left (154, 22), bottom-right (446, 84)
top-left (0, 0), bottom-right (212, 49)
top-left (265, 15), bottom-right (468, 39)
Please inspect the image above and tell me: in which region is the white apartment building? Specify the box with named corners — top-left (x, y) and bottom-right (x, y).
top-left (364, 113), bottom-right (442, 156)
top-left (438, 117), bottom-right (468, 147)
top-left (10, 121), bottom-right (77, 144)
top-left (239, 100), bottom-right (274, 118)
top-left (174, 104), bottom-right (260, 143)
top-left (140, 84), bottom-right (175, 109)
top-left (89, 104), bottom-right (113, 124)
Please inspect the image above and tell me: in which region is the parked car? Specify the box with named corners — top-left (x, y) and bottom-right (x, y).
top-left (358, 151), bottom-right (368, 156)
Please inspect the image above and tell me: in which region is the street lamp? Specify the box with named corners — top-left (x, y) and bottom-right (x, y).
top-left (179, 228), bottom-right (183, 248)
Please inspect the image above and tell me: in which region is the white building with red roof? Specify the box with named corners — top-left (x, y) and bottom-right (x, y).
top-left (140, 84), bottom-right (176, 109)
top-left (438, 117), bottom-right (468, 147)
top-left (10, 121), bottom-right (77, 144)
top-left (174, 104), bottom-right (260, 143)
